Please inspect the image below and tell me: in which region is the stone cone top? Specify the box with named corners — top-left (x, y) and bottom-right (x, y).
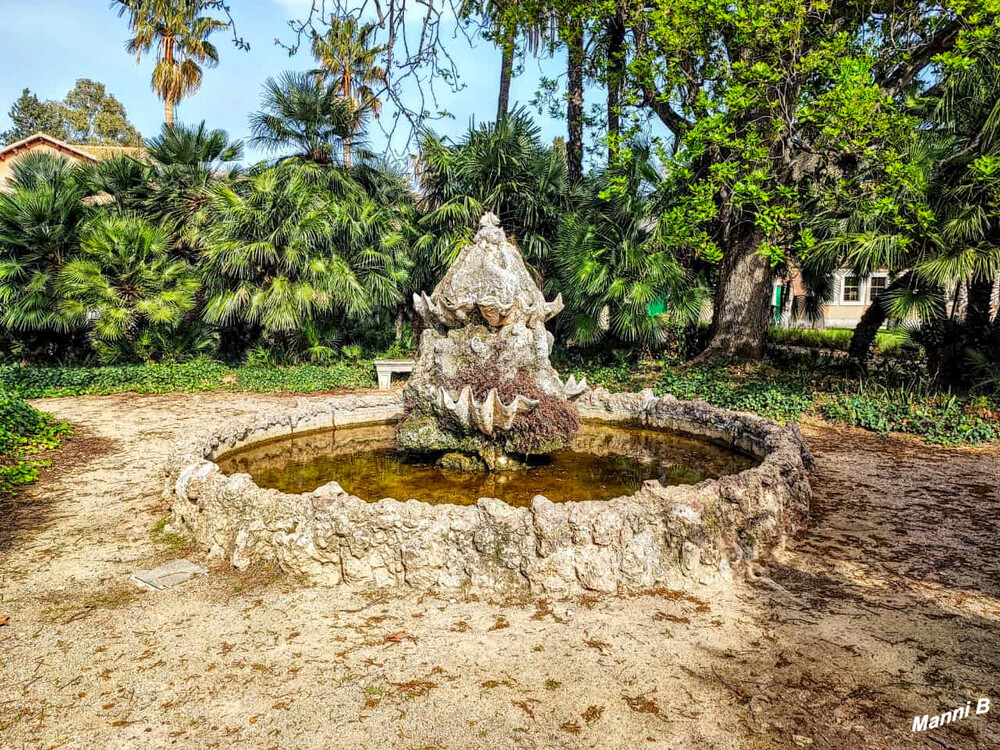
top-left (413, 212), bottom-right (563, 329)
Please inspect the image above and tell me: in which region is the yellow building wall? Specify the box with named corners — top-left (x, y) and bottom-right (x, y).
top-left (0, 143), bottom-right (89, 189)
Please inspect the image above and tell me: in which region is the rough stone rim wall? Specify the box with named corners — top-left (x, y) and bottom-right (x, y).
top-left (165, 389), bottom-right (813, 595)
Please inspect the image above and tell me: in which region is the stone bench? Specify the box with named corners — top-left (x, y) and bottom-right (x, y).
top-left (374, 359), bottom-right (416, 390)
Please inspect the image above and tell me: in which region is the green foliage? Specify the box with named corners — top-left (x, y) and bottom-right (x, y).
top-left (0, 393), bottom-right (71, 496)
top-left (124, 121), bottom-right (244, 239)
top-left (0, 153), bottom-right (92, 336)
top-left (250, 71), bottom-right (361, 165)
top-left (0, 359), bottom-right (375, 398)
top-left (1, 80), bottom-right (140, 145)
top-left (59, 78), bottom-right (142, 145)
top-left (310, 16), bottom-right (387, 120)
top-left (552, 143), bottom-right (706, 347)
top-left (60, 213), bottom-right (199, 361)
top-left (116, 0), bottom-right (228, 126)
top-left (2, 88), bottom-right (67, 144)
top-left (655, 365), bottom-right (816, 424)
top-left (561, 356), bottom-right (1000, 445)
top-left (768, 327), bottom-right (911, 356)
top-left (415, 109), bottom-right (570, 288)
top-left (819, 389), bottom-right (1000, 445)
top-left (199, 160), bottom-right (408, 358)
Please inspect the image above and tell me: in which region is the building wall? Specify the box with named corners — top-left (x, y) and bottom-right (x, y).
top-left (0, 142), bottom-right (90, 190)
top-left (782, 268), bottom-right (904, 329)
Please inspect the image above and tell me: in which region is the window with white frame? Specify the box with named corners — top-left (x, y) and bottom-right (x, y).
top-left (842, 275), bottom-right (861, 303)
top-left (868, 275), bottom-right (887, 304)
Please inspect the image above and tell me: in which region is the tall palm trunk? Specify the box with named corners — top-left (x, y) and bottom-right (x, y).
top-left (606, 11), bottom-right (625, 162)
top-left (343, 73), bottom-right (353, 169)
top-left (497, 25), bottom-right (514, 122)
top-left (163, 36), bottom-right (176, 128)
top-left (566, 19), bottom-right (584, 185)
top-left (967, 276), bottom-right (995, 340)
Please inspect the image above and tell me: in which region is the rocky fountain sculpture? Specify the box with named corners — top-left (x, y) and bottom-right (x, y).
top-left (165, 212), bottom-right (813, 595)
top-left (397, 212), bottom-right (587, 472)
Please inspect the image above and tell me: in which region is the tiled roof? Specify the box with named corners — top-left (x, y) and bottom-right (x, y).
top-left (0, 132), bottom-right (98, 163)
top-left (0, 132), bottom-right (145, 163)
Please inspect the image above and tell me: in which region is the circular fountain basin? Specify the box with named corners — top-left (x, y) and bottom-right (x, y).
top-left (216, 422), bottom-right (756, 506)
top-left (165, 389), bottom-right (812, 595)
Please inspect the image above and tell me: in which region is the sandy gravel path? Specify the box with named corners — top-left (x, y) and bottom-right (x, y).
top-left (1, 392), bottom-right (998, 749)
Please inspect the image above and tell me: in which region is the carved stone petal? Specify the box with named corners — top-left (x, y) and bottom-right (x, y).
top-left (477, 296), bottom-right (514, 327)
top-left (435, 386), bottom-right (538, 435)
top-left (473, 389), bottom-right (496, 434)
top-left (542, 293), bottom-right (564, 322)
top-left (559, 374), bottom-right (589, 400)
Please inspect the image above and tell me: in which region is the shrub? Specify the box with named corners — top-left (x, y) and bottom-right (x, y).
top-left (0, 393), bottom-right (71, 496)
top-left (0, 359), bottom-right (376, 398)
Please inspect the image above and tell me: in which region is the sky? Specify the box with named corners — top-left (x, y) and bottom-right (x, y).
top-left (0, 0), bottom-right (586, 164)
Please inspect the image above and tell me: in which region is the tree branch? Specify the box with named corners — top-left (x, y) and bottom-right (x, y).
top-left (639, 86), bottom-right (693, 137)
top-left (881, 23), bottom-right (961, 97)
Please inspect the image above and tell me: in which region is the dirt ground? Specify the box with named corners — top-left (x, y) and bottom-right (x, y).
top-left (1, 392), bottom-right (998, 750)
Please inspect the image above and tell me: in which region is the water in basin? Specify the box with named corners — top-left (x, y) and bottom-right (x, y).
top-left (216, 423), bottom-right (755, 507)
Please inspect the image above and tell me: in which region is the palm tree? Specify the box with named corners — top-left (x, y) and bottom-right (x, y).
top-left (552, 144), bottom-right (704, 346)
top-left (804, 140), bottom-right (946, 364)
top-left (415, 109), bottom-right (571, 290)
top-left (0, 153), bottom-right (91, 341)
top-left (146, 119), bottom-right (243, 166)
top-left (143, 121), bottom-right (243, 241)
top-left (250, 72), bottom-right (362, 165)
top-left (310, 17), bottom-right (387, 168)
top-left (59, 213), bottom-right (199, 362)
top-left (115, 0), bottom-right (227, 127)
top-left (199, 161), bottom-right (407, 359)
top-left (805, 46), bottom-right (1000, 368)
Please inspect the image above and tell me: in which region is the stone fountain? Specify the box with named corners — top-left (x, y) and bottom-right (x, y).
top-left (165, 213), bottom-right (813, 595)
top-left (397, 212), bottom-right (587, 471)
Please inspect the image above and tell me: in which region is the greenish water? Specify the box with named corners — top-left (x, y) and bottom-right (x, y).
top-left (217, 423), bottom-right (755, 507)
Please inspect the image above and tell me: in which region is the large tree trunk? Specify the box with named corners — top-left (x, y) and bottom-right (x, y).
top-left (497, 26), bottom-right (514, 123)
top-left (164, 96), bottom-right (174, 129)
top-left (605, 12), bottom-right (625, 161)
top-left (566, 21), bottom-right (584, 185)
top-left (343, 137), bottom-right (352, 169)
top-left (699, 232), bottom-right (775, 360)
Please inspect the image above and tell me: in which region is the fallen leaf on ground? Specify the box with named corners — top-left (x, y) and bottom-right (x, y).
top-left (382, 631), bottom-right (416, 645)
top-left (623, 693), bottom-right (660, 714)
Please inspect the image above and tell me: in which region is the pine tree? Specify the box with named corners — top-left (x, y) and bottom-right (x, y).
top-left (1, 89), bottom-right (67, 144)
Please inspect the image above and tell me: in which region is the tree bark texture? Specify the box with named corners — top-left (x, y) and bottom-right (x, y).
top-left (606, 12), bottom-right (625, 161)
top-left (497, 27), bottom-right (514, 123)
top-left (701, 232), bottom-right (775, 359)
top-left (566, 23), bottom-right (584, 185)
top-left (967, 276), bottom-right (995, 339)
